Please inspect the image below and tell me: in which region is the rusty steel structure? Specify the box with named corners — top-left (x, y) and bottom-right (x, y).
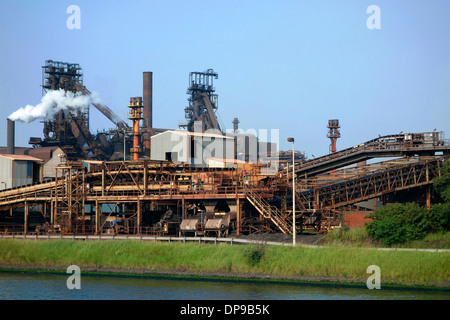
top-left (127, 97), bottom-right (144, 160)
top-left (29, 60), bottom-right (152, 161)
top-left (180, 69), bottom-right (222, 133)
top-left (327, 119), bottom-right (340, 154)
top-left (142, 72), bottom-right (155, 155)
top-left (0, 160), bottom-right (277, 235)
top-left (293, 156), bottom-right (446, 231)
top-left (288, 131), bottom-right (449, 179)
top-left (3, 60), bottom-right (450, 238)
top-left (35, 60), bottom-right (91, 158)
top-left (29, 61), bottom-right (227, 163)
top-left (0, 150), bottom-right (448, 236)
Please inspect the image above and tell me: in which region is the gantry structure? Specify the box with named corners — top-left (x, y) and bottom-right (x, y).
top-left (0, 149), bottom-right (448, 236)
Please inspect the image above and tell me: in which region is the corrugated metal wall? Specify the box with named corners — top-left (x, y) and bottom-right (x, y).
top-left (12, 160), bottom-right (33, 187)
top-left (0, 158), bottom-right (37, 190)
top-left (0, 157), bottom-right (12, 189)
top-left (151, 132), bottom-right (189, 163)
top-left (151, 132), bottom-right (235, 168)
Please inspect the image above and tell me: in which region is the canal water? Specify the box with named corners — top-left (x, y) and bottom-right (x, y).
top-left (0, 271), bottom-right (448, 300)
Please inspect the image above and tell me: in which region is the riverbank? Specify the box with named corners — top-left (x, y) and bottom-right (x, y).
top-left (0, 239), bottom-right (448, 289)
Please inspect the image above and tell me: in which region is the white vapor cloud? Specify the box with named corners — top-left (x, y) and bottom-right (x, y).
top-left (8, 89), bottom-right (102, 123)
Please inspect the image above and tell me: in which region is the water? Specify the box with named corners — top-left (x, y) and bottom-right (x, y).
top-left (0, 271), bottom-right (448, 300)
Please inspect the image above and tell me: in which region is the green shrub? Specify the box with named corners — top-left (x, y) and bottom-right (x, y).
top-left (433, 160), bottom-right (450, 202)
top-left (365, 203), bottom-right (432, 246)
top-left (429, 203), bottom-right (450, 232)
top-left (243, 244), bottom-right (266, 266)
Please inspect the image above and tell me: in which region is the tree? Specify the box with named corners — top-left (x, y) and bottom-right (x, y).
top-left (365, 203), bottom-right (431, 246)
top-left (430, 160), bottom-right (450, 231)
top-left (365, 160), bottom-right (450, 246)
top-left (433, 160), bottom-right (450, 202)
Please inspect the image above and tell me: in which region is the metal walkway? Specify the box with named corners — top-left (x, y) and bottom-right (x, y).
top-left (287, 133), bottom-right (450, 178)
top-left (245, 187), bottom-right (292, 235)
top-left (295, 156), bottom-right (446, 213)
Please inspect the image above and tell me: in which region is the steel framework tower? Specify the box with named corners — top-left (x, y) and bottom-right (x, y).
top-left (128, 97), bottom-right (143, 160)
top-left (180, 69), bottom-right (222, 133)
top-left (327, 119), bottom-right (340, 154)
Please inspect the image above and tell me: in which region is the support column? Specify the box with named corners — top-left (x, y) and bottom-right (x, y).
top-left (95, 201), bottom-right (101, 235)
top-left (43, 202), bottom-right (47, 219)
top-left (50, 199), bottom-right (54, 225)
top-left (137, 200), bottom-right (141, 234)
top-left (426, 186), bottom-right (431, 210)
top-left (144, 161), bottom-right (148, 196)
top-left (237, 197), bottom-right (241, 236)
top-left (24, 202), bottom-right (28, 234)
top-left (101, 167), bottom-right (105, 197)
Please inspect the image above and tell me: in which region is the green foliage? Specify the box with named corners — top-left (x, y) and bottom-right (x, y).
top-left (243, 244), bottom-right (267, 266)
top-left (1, 239), bottom-right (449, 287)
top-left (433, 160), bottom-right (450, 202)
top-left (429, 203), bottom-right (450, 232)
top-left (364, 161), bottom-right (450, 246)
top-left (320, 228), bottom-right (374, 246)
top-left (366, 215), bottom-right (406, 246)
top-left (365, 203), bottom-right (434, 246)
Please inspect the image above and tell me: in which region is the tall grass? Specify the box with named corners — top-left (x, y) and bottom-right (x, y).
top-left (322, 228), bottom-right (450, 249)
top-left (320, 228), bottom-right (375, 246)
top-left (0, 239), bottom-right (449, 287)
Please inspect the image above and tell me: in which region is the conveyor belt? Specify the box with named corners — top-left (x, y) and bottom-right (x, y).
top-left (295, 156), bottom-right (447, 212)
top-left (288, 133), bottom-right (450, 178)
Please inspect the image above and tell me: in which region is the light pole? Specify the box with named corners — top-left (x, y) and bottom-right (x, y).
top-left (123, 128), bottom-right (126, 161)
top-left (287, 137), bottom-right (296, 246)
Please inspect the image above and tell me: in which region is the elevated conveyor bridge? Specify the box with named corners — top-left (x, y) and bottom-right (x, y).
top-left (286, 132), bottom-right (450, 178)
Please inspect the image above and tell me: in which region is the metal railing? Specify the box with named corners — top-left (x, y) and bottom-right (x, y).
top-left (1, 234), bottom-right (448, 252)
top-left (245, 187), bottom-right (292, 235)
top-left (285, 134), bottom-right (450, 177)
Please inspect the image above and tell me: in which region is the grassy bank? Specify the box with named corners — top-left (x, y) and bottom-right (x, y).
top-left (0, 239), bottom-right (449, 288)
top-left (321, 228), bottom-right (450, 249)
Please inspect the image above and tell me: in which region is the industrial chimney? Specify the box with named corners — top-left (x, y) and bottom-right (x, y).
top-left (142, 72), bottom-right (153, 154)
top-left (143, 72), bottom-right (153, 129)
top-left (7, 119), bottom-right (15, 155)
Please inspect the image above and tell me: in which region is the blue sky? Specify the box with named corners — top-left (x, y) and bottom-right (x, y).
top-left (1, 0), bottom-right (449, 158)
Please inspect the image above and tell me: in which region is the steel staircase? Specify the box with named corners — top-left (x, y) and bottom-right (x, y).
top-left (245, 187), bottom-right (292, 235)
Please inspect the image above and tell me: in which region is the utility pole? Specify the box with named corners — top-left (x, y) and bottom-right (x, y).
top-left (287, 137), bottom-right (296, 246)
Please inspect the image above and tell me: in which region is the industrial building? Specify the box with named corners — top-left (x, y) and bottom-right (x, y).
top-left (150, 130), bottom-right (235, 167)
top-left (0, 60), bottom-right (449, 236)
top-left (0, 154), bottom-right (43, 190)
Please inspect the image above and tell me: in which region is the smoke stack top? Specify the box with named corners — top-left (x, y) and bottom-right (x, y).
top-left (8, 89), bottom-right (102, 123)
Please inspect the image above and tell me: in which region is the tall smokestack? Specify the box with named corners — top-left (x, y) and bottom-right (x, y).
top-left (142, 72), bottom-right (153, 155)
top-left (7, 119), bottom-right (15, 155)
top-left (143, 72), bottom-right (153, 129)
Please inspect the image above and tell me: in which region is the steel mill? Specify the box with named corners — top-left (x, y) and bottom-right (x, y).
top-left (0, 60), bottom-right (449, 238)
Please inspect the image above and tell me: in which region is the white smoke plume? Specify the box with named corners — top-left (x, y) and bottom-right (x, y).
top-left (8, 89), bottom-right (101, 123)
